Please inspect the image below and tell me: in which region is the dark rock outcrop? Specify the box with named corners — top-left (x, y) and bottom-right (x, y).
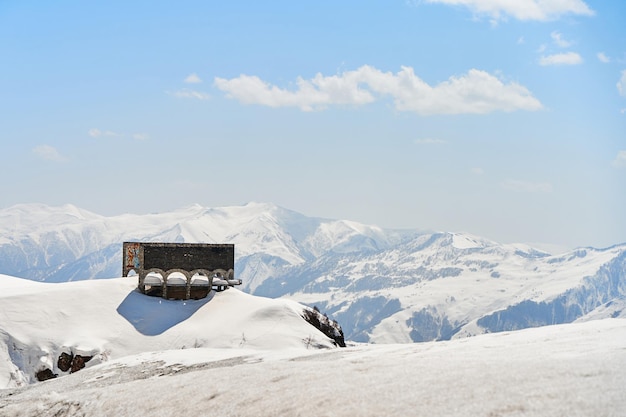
top-left (57, 352), bottom-right (93, 374)
top-left (36, 368), bottom-right (57, 382)
top-left (57, 352), bottom-right (73, 372)
top-left (70, 355), bottom-right (92, 373)
top-left (302, 307), bottom-right (346, 347)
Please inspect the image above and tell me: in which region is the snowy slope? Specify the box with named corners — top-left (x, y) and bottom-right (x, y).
top-left (1, 318), bottom-right (625, 416)
top-left (0, 274), bottom-right (339, 388)
top-left (1, 202), bottom-right (625, 343)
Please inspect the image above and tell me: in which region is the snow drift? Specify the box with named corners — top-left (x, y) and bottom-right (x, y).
top-left (1, 316), bottom-right (625, 416)
top-left (0, 274), bottom-right (340, 388)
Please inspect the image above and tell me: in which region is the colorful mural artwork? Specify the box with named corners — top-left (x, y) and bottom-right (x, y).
top-left (125, 242), bottom-right (140, 269)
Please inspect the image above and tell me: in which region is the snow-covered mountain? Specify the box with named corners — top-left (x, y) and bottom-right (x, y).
top-left (266, 233), bottom-right (626, 343)
top-left (1, 202), bottom-right (624, 343)
top-left (0, 202), bottom-right (404, 287)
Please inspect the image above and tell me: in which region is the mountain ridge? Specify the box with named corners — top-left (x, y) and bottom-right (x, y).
top-left (0, 202), bottom-right (624, 343)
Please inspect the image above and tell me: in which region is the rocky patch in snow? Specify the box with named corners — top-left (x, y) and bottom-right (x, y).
top-left (301, 306), bottom-right (345, 347)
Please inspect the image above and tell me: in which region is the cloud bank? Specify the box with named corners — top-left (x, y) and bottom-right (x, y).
top-left (168, 89), bottom-right (210, 100)
top-left (214, 66), bottom-right (543, 115)
top-left (618, 71), bottom-right (626, 97)
top-left (88, 129), bottom-right (148, 140)
top-left (88, 128), bottom-right (119, 138)
top-left (423, 0), bottom-right (593, 21)
top-left (33, 145), bottom-right (66, 162)
top-left (184, 73), bottom-right (202, 84)
top-left (550, 31), bottom-right (572, 48)
top-left (539, 52), bottom-right (583, 66)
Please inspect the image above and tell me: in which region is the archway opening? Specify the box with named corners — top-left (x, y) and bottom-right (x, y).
top-left (190, 273), bottom-right (210, 299)
top-left (143, 272), bottom-right (164, 297)
top-left (166, 272), bottom-right (188, 300)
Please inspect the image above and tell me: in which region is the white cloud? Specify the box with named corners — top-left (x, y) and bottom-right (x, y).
top-left (613, 150), bottom-right (626, 168)
top-left (423, 0), bottom-right (593, 22)
top-left (184, 73), bottom-right (202, 84)
top-left (132, 133), bottom-right (149, 140)
top-left (214, 70), bottom-right (375, 112)
top-left (539, 52), bottom-right (583, 66)
top-left (617, 70), bottom-right (626, 97)
top-left (89, 128), bottom-right (148, 140)
top-left (88, 128), bottom-right (119, 138)
top-left (169, 89), bottom-right (210, 100)
top-left (214, 65), bottom-right (543, 115)
top-left (551, 31), bottom-right (572, 48)
top-left (414, 138), bottom-right (447, 144)
top-left (471, 167), bottom-right (484, 175)
top-left (33, 145), bottom-right (66, 162)
top-left (517, 36), bottom-right (525, 45)
top-left (597, 52), bottom-right (610, 63)
top-left (501, 179), bottom-right (553, 193)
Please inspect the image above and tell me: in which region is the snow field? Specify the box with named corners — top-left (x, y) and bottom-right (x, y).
top-left (0, 275), bottom-right (337, 388)
top-left (1, 319), bottom-right (624, 416)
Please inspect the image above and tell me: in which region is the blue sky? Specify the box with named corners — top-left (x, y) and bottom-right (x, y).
top-left (1, 0), bottom-right (625, 249)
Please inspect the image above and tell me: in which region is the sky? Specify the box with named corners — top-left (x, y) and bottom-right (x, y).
top-left (1, 0), bottom-right (625, 249)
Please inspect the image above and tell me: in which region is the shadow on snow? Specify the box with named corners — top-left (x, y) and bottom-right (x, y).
top-left (116, 289), bottom-right (214, 336)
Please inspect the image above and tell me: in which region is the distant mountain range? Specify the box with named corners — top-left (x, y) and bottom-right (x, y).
top-left (1, 202), bottom-right (624, 342)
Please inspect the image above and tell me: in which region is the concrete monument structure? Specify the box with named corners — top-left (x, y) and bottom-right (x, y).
top-left (122, 242), bottom-right (240, 300)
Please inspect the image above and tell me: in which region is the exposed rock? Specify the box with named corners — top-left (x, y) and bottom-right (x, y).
top-left (302, 307), bottom-right (345, 347)
top-left (57, 352), bottom-right (93, 374)
top-left (57, 352), bottom-right (73, 372)
top-left (70, 355), bottom-right (92, 373)
top-left (36, 368), bottom-right (57, 382)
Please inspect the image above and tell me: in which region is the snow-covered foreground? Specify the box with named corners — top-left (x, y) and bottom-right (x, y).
top-left (0, 274), bottom-right (338, 388)
top-left (0, 319), bottom-right (624, 416)
top-left (1, 273), bottom-right (625, 416)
